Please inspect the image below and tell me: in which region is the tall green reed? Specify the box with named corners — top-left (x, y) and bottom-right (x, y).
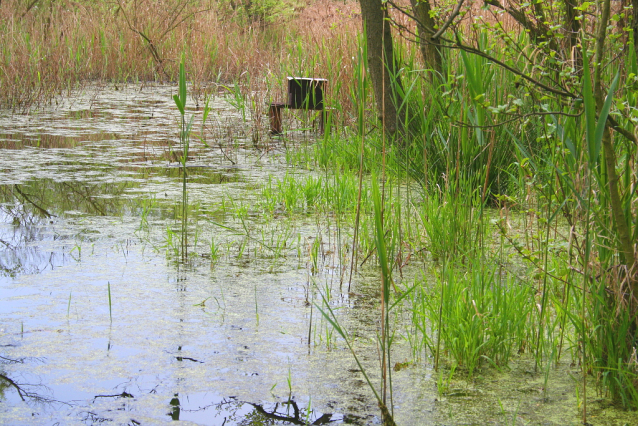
top-left (506, 45), bottom-right (638, 408)
top-left (172, 59), bottom-right (195, 261)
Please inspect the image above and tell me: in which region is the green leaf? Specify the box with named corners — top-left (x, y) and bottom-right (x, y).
top-left (581, 49), bottom-right (597, 165)
top-left (202, 96), bottom-right (211, 123)
top-left (593, 71), bottom-right (620, 165)
top-left (179, 61), bottom-right (186, 108)
top-left (173, 94), bottom-right (184, 115)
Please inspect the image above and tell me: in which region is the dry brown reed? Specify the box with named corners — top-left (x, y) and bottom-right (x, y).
top-left (0, 0), bottom-right (363, 123)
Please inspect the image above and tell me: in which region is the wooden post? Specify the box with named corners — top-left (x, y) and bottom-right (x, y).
top-left (269, 103), bottom-right (284, 134)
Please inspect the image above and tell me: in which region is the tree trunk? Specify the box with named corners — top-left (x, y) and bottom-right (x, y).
top-left (409, 0), bottom-right (442, 78)
top-left (563, 0), bottom-right (581, 71)
top-left (359, 0), bottom-right (405, 136)
top-left (595, 0), bottom-right (637, 296)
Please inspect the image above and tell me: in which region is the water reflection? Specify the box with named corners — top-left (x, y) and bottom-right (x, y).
top-left (0, 171), bottom-right (240, 222)
top-left (242, 399), bottom-right (337, 425)
top-left (169, 393), bottom-right (180, 420)
top-left (159, 165), bottom-right (241, 185)
top-left (0, 357), bottom-right (62, 407)
top-left (1, 181), bottom-right (134, 218)
top-left (162, 393), bottom-right (342, 425)
top-left (0, 132), bottom-right (119, 150)
top-left (0, 181), bottom-right (140, 277)
top-left (0, 365), bottom-right (346, 426)
top-left (0, 188), bottom-right (63, 277)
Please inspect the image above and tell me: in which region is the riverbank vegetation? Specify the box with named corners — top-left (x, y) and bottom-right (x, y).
top-left (2, 0), bottom-right (637, 423)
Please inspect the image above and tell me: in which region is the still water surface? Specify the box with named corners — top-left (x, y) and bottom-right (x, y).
top-left (0, 84), bottom-right (633, 425)
top-left (0, 84), bottom-right (419, 425)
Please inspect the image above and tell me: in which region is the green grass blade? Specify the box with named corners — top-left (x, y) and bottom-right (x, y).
top-left (581, 50), bottom-right (598, 164)
top-left (173, 95), bottom-right (184, 115)
top-left (371, 175), bottom-right (390, 300)
top-left (108, 281), bottom-right (112, 322)
top-left (179, 61), bottom-right (186, 108)
top-left (594, 70), bottom-right (620, 153)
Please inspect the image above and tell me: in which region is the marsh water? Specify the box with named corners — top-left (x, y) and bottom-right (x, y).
top-left (0, 84), bottom-right (634, 425)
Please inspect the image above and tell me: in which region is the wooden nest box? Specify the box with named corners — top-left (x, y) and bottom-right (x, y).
top-left (268, 77), bottom-right (332, 135)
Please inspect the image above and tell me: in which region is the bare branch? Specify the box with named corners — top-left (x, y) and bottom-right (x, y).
top-left (607, 115), bottom-right (638, 146)
top-left (453, 110), bottom-right (583, 129)
top-left (0, 373), bottom-right (26, 401)
top-left (447, 42), bottom-right (577, 99)
top-left (432, 0), bottom-right (466, 40)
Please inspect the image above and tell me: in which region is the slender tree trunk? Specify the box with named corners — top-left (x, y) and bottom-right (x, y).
top-left (409, 0), bottom-right (442, 78)
top-left (594, 0), bottom-right (637, 292)
top-left (359, 0), bottom-right (405, 136)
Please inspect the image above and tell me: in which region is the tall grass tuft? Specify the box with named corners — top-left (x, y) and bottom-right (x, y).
top-left (424, 261), bottom-right (533, 376)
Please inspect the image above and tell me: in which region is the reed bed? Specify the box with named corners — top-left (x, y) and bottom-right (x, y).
top-left (0, 0), bottom-right (363, 120)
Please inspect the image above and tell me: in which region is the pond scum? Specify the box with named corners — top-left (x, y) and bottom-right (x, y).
top-left (1, 0), bottom-right (638, 425)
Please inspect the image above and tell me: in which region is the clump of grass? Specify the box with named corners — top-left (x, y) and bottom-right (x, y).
top-left (416, 187), bottom-right (484, 262)
top-left (423, 260), bottom-right (533, 376)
